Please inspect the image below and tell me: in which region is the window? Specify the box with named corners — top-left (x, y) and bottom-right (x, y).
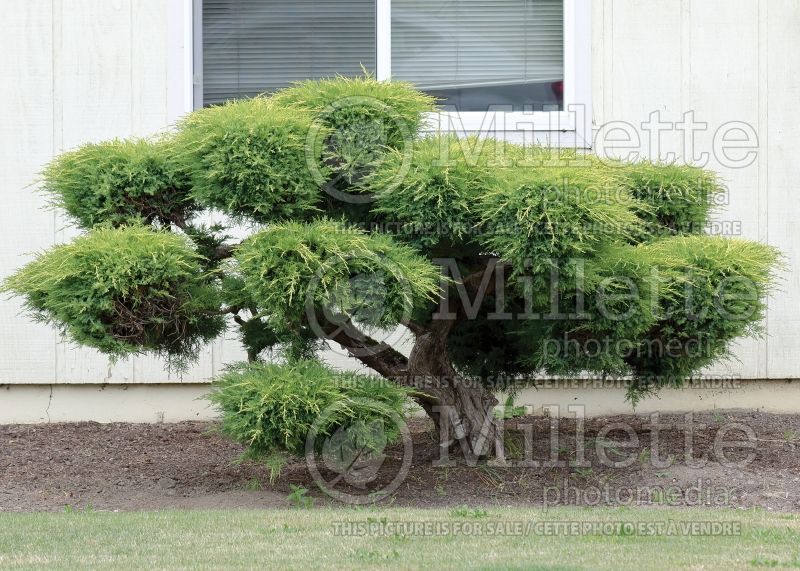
top-left (200, 0), bottom-right (377, 106)
top-left (193, 0), bottom-right (590, 143)
top-left (391, 0), bottom-right (565, 113)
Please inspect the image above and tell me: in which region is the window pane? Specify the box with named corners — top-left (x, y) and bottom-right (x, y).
top-left (392, 0), bottom-right (564, 112)
top-left (202, 0), bottom-right (377, 106)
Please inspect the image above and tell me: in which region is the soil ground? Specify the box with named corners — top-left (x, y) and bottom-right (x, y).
top-left (1, 411), bottom-right (798, 512)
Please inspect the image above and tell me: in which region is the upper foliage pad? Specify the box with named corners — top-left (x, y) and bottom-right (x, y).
top-left (174, 97), bottom-right (327, 223)
top-left (271, 75), bottom-right (436, 188)
top-left (41, 138), bottom-right (195, 229)
top-left (2, 226), bottom-right (224, 368)
top-left (366, 135), bottom-right (503, 252)
top-left (479, 164), bottom-right (644, 278)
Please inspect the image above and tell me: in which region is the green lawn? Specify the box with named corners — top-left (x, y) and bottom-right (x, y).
top-left (0, 507), bottom-right (798, 570)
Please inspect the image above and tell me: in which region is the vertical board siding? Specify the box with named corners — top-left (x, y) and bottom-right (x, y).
top-left (0, 1), bottom-right (57, 383)
top-left (593, 0), bottom-right (796, 382)
top-left (53, 0), bottom-right (137, 384)
top-left (688, 0), bottom-right (764, 379)
top-left (0, 0), bottom-right (798, 383)
top-left (0, 0), bottom-right (220, 384)
top-left (132, 0), bottom-right (170, 136)
top-left (764, 0), bottom-right (800, 378)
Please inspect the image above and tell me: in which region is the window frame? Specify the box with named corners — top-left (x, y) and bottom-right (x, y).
top-left (178, 0), bottom-right (591, 147)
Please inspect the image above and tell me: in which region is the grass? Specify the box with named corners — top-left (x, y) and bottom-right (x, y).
top-left (0, 507), bottom-right (798, 570)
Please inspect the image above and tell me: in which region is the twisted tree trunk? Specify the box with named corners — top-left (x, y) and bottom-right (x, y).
top-left (320, 311), bottom-right (502, 460)
top-left (406, 322), bottom-right (501, 461)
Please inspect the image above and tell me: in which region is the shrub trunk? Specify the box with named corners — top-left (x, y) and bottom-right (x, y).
top-left (407, 325), bottom-right (500, 460)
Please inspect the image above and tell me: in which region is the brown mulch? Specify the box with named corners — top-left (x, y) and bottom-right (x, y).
top-left (0, 411), bottom-right (798, 512)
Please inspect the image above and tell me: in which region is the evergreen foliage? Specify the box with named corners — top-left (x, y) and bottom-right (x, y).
top-left (41, 138), bottom-right (194, 229)
top-left (208, 360), bottom-right (409, 456)
top-left (2, 226), bottom-right (224, 368)
top-left (174, 98), bottom-right (325, 222)
top-left (271, 75), bottom-right (435, 187)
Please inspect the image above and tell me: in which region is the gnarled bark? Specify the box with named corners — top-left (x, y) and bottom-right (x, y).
top-left (318, 310), bottom-right (501, 459)
top-left (405, 320), bottom-right (500, 460)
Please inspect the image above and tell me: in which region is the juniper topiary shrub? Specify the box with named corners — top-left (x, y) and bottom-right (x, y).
top-left (2, 75), bottom-right (783, 461)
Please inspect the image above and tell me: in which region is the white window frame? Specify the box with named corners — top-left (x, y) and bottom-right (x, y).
top-left (378, 0), bottom-right (592, 147)
top-left (172, 0), bottom-right (591, 147)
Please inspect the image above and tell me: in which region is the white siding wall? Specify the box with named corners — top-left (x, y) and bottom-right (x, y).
top-left (0, 0), bottom-right (236, 384)
top-left (592, 0), bottom-right (800, 380)
top-left (1, 0), bottom-right (798, 384)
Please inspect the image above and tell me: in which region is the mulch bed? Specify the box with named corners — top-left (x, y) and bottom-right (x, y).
top-left (1, 411), bottom-right (798, 512)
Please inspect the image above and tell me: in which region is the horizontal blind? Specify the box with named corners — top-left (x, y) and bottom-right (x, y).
top-left (202, 0), bottom-right (377, 105)
top-left (391, 0), bottom-right (564, 90)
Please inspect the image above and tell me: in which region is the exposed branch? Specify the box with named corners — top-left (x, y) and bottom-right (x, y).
top-left (319, 258), bottom-right (514, 378)
top-left (318, 314), bottom-right (409, 379)
top-left (170, 213), bottom-right (189, 232)
top-left (313, 313), bottom-right (443, 414)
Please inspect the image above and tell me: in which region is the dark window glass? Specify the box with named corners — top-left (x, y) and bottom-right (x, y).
top-left (202, 0), bottom-right (377, 106)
